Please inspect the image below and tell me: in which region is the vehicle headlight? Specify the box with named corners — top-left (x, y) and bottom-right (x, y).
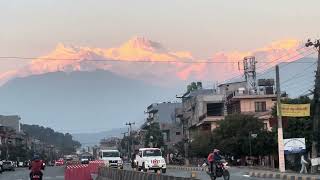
top-left (118, 160), bottom-right (123, 164)
top-left (161, 159), bottom-right (165, 163)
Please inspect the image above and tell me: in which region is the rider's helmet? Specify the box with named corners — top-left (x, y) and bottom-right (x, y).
top-left (33, 154), bottom-right (40, 161)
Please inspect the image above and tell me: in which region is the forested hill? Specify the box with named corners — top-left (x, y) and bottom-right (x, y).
top-left (21, 124), bottom-right (81, 154)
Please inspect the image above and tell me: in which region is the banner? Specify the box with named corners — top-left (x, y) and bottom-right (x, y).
top-left (279, 104), bottom-right (310, 117)
top-left (284, 138), bottom-right (306, 154)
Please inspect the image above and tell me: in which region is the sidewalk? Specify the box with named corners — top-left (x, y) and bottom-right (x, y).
top-left (248, 169), bottom-right (320, 180)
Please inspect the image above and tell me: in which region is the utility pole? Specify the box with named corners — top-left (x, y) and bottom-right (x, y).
top-left (306, 39), bottom-right (320, 173)
top-left (121, 131), bottom-right (128, 156)
top-left (276, 65), bottom-right (286, 172)
top-left (125, 122), bottom-right (135, 159)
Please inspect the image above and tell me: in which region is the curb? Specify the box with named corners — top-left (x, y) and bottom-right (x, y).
top-left (167, 165), bottom-right (206, 172)
top-left (249, 171), bottom-right (320, 180)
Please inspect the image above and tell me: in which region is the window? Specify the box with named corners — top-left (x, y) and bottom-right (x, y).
top-left (207, 103), bottom-right (223, 116)
top-left (102, 151), bottom-right (120, 158)
top-left (143, 149), bottom-right (162, 157)
top-left (176, 132), bottom-right (181, 135)
top-left (255, 101), bottom-right (267, 112)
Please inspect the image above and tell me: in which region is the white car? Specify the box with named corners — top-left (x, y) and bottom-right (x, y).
top-left (98, 149), bottom-right (123, 169)
top-left (135, 148), bottom-right (166, 173)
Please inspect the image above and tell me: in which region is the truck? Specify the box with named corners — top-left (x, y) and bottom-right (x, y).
top-left (98, 149), bottom-right (123, 169)
top-left (135, 148), bottom-right (166, 173)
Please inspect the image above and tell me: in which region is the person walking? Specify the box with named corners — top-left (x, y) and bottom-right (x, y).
top-left (300, 154), bottom-right (308, 174)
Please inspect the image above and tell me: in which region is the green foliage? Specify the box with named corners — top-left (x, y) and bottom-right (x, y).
top-left (189, 131), bottom-right (213, 158)
top-left (144, 122), bottom-right (164, 148)
top-left (272, 96), bottom-right (313, 152)
top-left (186, 81), bottom-right (202, 93)
top-left (21, 124), bottom-right (81, 154)
top-left (212, 114), bottom-right (276, 157)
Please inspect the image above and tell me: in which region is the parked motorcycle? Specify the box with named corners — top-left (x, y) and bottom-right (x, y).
top-left (207, 160), bottom-right (230, 180)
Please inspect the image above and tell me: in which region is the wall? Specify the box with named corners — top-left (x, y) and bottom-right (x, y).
top-left (97, 167), bottom-right (197, 180)
top-left (239, 98), bottom-right (275, 113)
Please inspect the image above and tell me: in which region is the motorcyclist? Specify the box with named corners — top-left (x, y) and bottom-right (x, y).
top-left (29, 154), bottom-right (45, 180)
top-left (207, 149), bottom-right (214, 173)
top-left (213, 149), bottom-right (222, 175)
top-left (208, 149), bottom-right (222, 176)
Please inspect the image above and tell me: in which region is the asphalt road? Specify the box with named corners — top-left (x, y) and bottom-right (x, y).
top-left (165, 167), bottom-right (278, 180)
top-left (0, 166), bottom-right (64, 180)
top-left (124, 164), bottom-right (277, 180)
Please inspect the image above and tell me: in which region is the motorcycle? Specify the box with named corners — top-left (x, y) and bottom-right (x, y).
top-left (207, 160), bottom-right (230, 180)
top-left (30, 171), bottom-right (43, 180)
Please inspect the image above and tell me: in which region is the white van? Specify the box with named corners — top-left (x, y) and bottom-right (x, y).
top-left (99, 149), bottom-right (123, 169)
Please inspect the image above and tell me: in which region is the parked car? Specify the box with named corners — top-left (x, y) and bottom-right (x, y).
top-left (2, 161), bottom-right (15, 171)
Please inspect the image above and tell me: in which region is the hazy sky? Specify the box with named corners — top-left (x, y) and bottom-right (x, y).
top-left (1, 0), bottom-right (320, 72)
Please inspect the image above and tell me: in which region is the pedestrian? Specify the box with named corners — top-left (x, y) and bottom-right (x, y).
top-left (300, 154), bottom-right (308, 174)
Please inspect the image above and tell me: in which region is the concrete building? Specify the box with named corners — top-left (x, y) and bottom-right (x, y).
top-left (0, 115), bottom-right (21, 132)
top-left (222, 79), bottom-right (276, 131)
top-left (176, 89), bottom-right (225, 138)
top-left (176, 78), bottom-right (276, 141)
top-left (144, 102), bottom-right (183, 149)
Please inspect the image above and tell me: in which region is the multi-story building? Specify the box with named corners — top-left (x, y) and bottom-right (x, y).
top-left (176, 89), bottom-right (225, 138)
top-left (221, 79), bottom-right (276, 131)
top-left (176, 79), bottom-right (277, 140)
top-left (144, 102), bottom-right (183, 150)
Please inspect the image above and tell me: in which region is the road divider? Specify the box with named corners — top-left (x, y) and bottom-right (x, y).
top-left (96, 167), bottom-right (199, 180)
top-left (65, 160), bottom-right (105, 180)
top-left (167, 165), bottom-right (207, 172)
top-left (249, 170), bottom-right (320, 180)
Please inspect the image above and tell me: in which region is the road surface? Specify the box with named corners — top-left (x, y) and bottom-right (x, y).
top-left (165, 167), bottom-right (278, 180)
top-left (124, 164), bottom-right (276, 180)
top-left (0, 166), bottom-right (64, 180)
top-left (0, 164), bottom-right (278, 180)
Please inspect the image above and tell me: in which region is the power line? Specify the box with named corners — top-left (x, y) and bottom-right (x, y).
top-left (256, 49), bottom-right (317, 78)
top-left (281, 61), bottom-right (317, 87)
top-left (220, 47), bottom-right (317, 84)
top-left (0, 56), bottom-right (316, 64)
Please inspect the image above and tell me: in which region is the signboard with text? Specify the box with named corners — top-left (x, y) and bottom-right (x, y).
top-left (284, 138), bottom-right (306, 154)
top-left (279, 104), bottom-right (310, 117)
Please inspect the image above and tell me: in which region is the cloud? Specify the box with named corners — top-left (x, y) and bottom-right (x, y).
top-left (0, 37), bottom-right (304, 86)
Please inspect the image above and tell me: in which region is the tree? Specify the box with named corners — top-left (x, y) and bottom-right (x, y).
top-left (21, 124), bottom-right (81, 154)
top-left (271, 96), bottom-right (313, 152)
top-left (212, 114), bottom-right (276, 158)
top-left (189, 131), bottom-right (213, 158)
top-left (144, 122), bottom-right (164, 148)
top-left (186, 81), bottom-right (202, 94)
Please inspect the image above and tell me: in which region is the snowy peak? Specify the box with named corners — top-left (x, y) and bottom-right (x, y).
top-left (120, 36), bottom-right (165, 52)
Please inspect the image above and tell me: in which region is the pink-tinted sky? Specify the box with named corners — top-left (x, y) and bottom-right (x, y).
top-left (0, 0), bottom-right (319, 73)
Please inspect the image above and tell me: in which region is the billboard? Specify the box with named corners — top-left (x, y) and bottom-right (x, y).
top-left (284, 138), bottom-right (306, 154)
top-left (279, 104), bottom-right (310, 117)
